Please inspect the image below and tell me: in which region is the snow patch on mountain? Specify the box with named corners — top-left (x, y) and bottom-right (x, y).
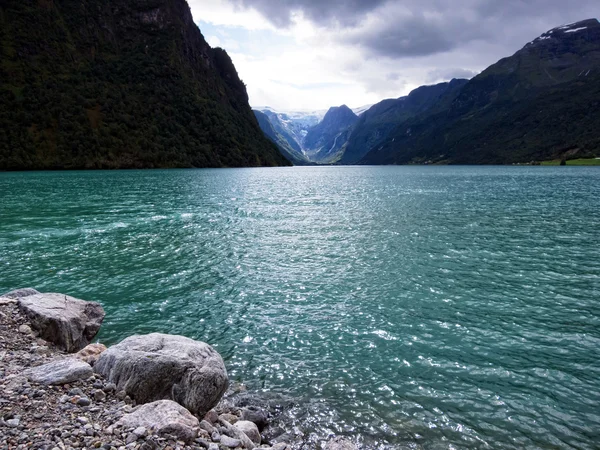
top-left (565, 27), bottom-right (588, 33)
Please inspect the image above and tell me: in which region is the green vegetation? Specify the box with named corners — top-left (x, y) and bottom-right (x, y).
top-left (541, 158), bottom-right (600, 166)
top-left (0, 0), bottom-right (289, 170)
top-left (360, 19), bottom-right (600, 165)
top-left (341, 79), bottom-right (468, 164)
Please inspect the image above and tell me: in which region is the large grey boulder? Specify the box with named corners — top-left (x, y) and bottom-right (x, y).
top-left (115, 400), bottom-right (199, 443)
top-left (25, 358), bottom-right (93, 385)
top-left (17, 293), bottom-right (105, 352)
top-left (95, 333), bottom-right (228, 416)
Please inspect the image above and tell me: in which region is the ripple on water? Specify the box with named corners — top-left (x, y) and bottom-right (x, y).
top-left (1, 166), bottom-right (600, 449)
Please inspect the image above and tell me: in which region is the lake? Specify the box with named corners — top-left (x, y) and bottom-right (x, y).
top-left (1, 166), bottom-right (599, 449)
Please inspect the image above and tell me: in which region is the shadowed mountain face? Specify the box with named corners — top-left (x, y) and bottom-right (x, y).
top-left (253, 110), bottom-right (311, 165)
top-left (303, 105), bottom-right (358, 163)
top-left (340, 79), bottom-right (468, 164)
top-left (0, 0), bottom-right (289, 169)
top-left (360, 19), bottom-right (600, 165)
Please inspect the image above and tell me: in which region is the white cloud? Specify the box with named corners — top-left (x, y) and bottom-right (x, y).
top-left (186, 0), bottom-right (600, 110)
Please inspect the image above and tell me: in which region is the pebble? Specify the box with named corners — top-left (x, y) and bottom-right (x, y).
top-left (6, 418), bottom-right (20, 427)
top-left (94, 389), bottom-right (107, 401)
top-left (18, 324), bottom-right (32, 334)
top-left (125, 432), bottom-right (138, 444)
top-left (219, 435), bottom-right (241, 448)
top-left (77, 396), bottom-right (91, 407)
top-left (69, 388), bottom-right (84, 396)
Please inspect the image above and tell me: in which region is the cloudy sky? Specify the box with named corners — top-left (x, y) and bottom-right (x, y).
top-left (188, 0), bottom-right (599, 111)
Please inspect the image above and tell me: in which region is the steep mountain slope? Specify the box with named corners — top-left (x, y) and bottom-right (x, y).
top-left (258, 110), bottom-right (307, 155)
top-left (361, 19), bottom-right (600, 165)
top-left (253, 110), bottom-right (311, 165)
top-left (303, 105), bottom-right (358, 163)
top-left (254, 107), bottom-right (325, 151)
top-left (0, 0), bottom-right (289, 169)
top-left (340, 79), bottom-right (468, 164)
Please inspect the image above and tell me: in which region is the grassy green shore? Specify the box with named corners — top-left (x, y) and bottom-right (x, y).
top-left (540, 158), bottom-right (600, 166)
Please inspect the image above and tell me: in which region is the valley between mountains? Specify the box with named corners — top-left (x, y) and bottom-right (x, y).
top-left (254, 19), bottom-right (600, 166)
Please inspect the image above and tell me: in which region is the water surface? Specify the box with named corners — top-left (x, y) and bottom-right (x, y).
top-left (1, 166), bottom-right (599, 449)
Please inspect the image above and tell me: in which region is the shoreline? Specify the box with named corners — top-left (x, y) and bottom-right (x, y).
top-left (0, 290), bottom-right (358, 450)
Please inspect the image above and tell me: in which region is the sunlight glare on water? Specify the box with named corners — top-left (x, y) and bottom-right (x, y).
top-left (1, 166), bottom-right (599, 449)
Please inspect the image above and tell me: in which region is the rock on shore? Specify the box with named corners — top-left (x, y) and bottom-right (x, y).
top-left (94, 333), bottom-right (229, 417)
top-left (8, 289), bottom-right (105, 352)
top-left (0, 288), bottom-right (358, 449)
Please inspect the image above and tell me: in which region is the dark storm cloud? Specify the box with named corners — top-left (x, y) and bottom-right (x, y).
top-left (231, 0), bottom-right (599, 58)
top-left (341, 13), bottom-right (486, 58)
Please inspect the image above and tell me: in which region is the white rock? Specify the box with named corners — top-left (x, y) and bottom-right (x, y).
top-left (219, 435), bottom-right (241, 448)
top-left (234, 420), bottom-right (261, 444)
top-left (0, 297), bottom-right (17, 305)
top-left (18, 293), bottom-right (105, 352)
top-left (95, 333), bottom-right (228, 416)
top-left (115, 400), bottom-right (199, 443)
top-left (25, 358), bottom-right (93, 385)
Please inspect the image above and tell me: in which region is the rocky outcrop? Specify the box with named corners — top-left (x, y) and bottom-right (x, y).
top-left (17, 292), bottom-right (105, 352)
top-left (24, 358), bottom-right (93, 385)
top-left (94, 333), bottom-right (228, 417)
top-left (115, 400), bottom-right (200, 443)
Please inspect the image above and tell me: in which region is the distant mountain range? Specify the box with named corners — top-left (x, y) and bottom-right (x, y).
top-left (255, 19), bottom-right (600, 165)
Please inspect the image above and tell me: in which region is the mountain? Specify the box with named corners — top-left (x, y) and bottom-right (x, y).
top-left (340, 79), bottom-right (468, 164)
top-left (303, 105), bottom-right (359, 163)
top-left (253, 110), bottom-right (311, 165)
top-left (0, 0), bottom-right (289, 170)
top-left (351, 105), bottom-right (374, 116)
top-left (360, 19), bottom-right (600, 165)
top-left (253, 107), bottom-right (324, 155)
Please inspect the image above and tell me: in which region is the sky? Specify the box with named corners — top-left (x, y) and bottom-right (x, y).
top-left (187, 0), bottom-right (599, 111)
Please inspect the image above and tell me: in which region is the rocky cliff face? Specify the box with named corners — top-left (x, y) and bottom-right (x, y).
top-left (0, 0), bottom-right (289, 169)
top-left (253, 110), bottom-right (311, 165)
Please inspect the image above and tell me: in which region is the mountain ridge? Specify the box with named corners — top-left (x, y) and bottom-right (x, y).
top-left (0, 0), bottom-right (290, 169)
top-left (256, 18), bottom-right (600, 166)
top-left (360, 18), bottom-right (600, 165)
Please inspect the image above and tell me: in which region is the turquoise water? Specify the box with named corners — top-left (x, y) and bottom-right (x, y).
top-left (1, 166), bottom-right (599, 449)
